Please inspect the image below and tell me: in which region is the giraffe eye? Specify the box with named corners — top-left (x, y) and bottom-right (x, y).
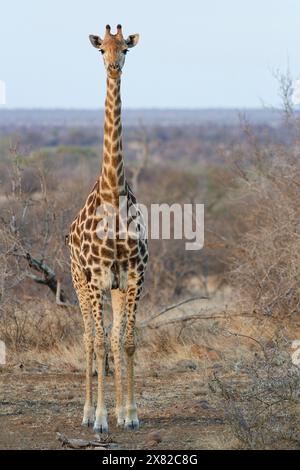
top-left (99, 49), bottom-right (105, 54)
top-left (123, 49), bottom-right (128, 55)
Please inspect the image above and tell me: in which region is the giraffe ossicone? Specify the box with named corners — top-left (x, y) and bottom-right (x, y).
top-left (68, 24), bottom-right (148, 433)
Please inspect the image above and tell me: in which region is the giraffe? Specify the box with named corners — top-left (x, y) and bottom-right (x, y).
top-left (67, 24), bottom-right (148, 433)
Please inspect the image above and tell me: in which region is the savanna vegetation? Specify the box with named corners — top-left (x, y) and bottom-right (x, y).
top-left (0, 78), bottom-right (300, 449)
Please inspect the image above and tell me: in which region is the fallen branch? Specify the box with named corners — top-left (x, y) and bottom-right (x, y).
top-left (56, 432), bottom-right (115, 450)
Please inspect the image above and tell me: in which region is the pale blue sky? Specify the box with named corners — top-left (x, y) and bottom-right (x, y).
top-left (0, 0), bottom-right (299, 108)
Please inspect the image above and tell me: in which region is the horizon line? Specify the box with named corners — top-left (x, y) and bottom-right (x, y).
top-left (0, 106), bottom-right (282, 112)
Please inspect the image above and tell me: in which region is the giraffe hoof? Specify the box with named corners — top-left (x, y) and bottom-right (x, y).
top-left (124, 418), bottom-right (140, 430)
top-left (94, 409), bottom-right (108, 433)
top-left (93, 423), bottom-right (109, 434)
top-left (81, 419), bottom-right (94, 428)
top-left (82, 406), bottom-right (95, 427)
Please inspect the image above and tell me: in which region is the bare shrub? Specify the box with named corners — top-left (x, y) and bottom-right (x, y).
top-left (228, 114), bottom-right (300, 318)
top-left (224, 73), bottom-right (300, 319)
top-left (210, 342), bottom-right (300, 449)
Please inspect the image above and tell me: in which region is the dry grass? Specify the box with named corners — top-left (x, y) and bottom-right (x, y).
top-left (0, 300), bottom-right (82, 353)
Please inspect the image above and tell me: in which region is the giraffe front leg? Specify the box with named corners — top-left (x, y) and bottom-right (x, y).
top-left (74, 280), bottom-right (95, 428)
top-left (111, 289), bottom-right (126, 426)
top-left (124, 284), bottom-right (140, 430)
top-left (90, 289), bottom-right (108, 434)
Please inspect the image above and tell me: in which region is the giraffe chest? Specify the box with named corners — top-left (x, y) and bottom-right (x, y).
top-left (70, 218), bottom-right (147, 266)
top-left (68, 184), bottom-right (148, 289)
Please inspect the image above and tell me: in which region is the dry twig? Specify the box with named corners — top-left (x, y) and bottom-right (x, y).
top-left (56, 432), bottom-right (115, 450)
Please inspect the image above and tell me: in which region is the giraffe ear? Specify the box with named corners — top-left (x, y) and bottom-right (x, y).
top-left (125, 34), bottom-right (139, 48)
top-left (89, 35), bottom-right (103, 49)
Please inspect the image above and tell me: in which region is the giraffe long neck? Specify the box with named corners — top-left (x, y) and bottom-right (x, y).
top-left (100, 77), bottom-right (125, 202)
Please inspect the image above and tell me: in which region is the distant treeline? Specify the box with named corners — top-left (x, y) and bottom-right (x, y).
top-left (0, 108), bottom-right (290, 129)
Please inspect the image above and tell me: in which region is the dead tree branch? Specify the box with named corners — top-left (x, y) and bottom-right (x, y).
top-left (13, 252), bottom-right (73, 306)
top-left (140, 312), bottom-right (255, 330)
top-left (25, 253), bottom-right (67, 301)
top-left (139, 296), bottom-right (209, 327)
top-left (223, 329), bottom-right (267, 358)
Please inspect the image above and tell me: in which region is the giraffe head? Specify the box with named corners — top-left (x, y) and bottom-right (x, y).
top-left (89, 25), bottom-right (139, 79)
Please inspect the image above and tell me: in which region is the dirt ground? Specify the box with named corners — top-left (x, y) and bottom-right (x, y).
top-left (0, 363), bottom-right (226, 450)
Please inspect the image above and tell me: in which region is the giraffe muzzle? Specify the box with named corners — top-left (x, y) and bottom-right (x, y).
top-left (108, 64), bottom-right (121, 78)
